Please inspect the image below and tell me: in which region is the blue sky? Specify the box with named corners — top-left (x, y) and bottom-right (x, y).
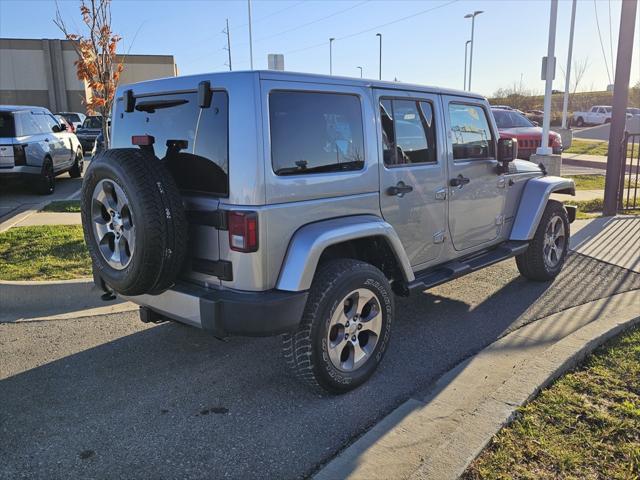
top-left (1, 0), bottom-right (638, 97)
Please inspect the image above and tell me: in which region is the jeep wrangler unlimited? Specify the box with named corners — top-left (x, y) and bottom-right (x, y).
top-left (81, 71), bottom-right (575, 394)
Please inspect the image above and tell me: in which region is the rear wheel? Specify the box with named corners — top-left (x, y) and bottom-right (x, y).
top-left (516, 200), bottom-right (570, 281)
top-left (69, 148), bottom-right (84, 178)
top-left (282, 259), bottom-right (394, 394)
top-left (34, 158), bottom-right (55, 195)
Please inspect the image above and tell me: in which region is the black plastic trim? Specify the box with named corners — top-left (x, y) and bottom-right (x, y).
top-left (185, 209), bottom-right (228, 229)
top-left (192, 258), bottom-right (233, 281)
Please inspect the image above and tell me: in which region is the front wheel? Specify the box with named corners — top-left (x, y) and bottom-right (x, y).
top-left (283, 259), bottom-right (394, 394)
top-left (516, 200), bottom-right (570, 281)
top-left (575, 117), bottom-right (584, 127)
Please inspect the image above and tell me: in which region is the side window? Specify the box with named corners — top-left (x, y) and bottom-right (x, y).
top-left (270, 91), bottom-right (365, 175)
top-left (34, 113), bottom-right (58, 133)
top-left (448, 103), bottom-right (495, 160)
top-left (380, 98), bottom-right (437, 166)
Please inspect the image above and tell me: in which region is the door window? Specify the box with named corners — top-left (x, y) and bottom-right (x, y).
top-left (269, 91), bottom-right (365, 175)
top-left (380, 99), bottom-right (436, 166)
top-left (448, 103), bottom-right (495, 160)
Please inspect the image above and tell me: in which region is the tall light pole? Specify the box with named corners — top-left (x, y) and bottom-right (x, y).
top-left (561, 0), bottom-right (577, 129)
top-left (464, 10), bottom-right (483, 91)
top-left (537, 0), bottom-right (558, 156)
top-left (463, 39), bottom-right (471, 90)
top-left (357, 66), bottom-right (363, 78)
top-left (329, 37), bottom-right (335, 75)
top-left (376, 33), bottom-right (382, 80)
top-left (247, 0), bottom-right (254, 69)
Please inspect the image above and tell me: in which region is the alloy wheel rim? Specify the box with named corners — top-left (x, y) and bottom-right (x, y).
top-left (326, 288), bottom-right (383, 372)
top-left (91, 179), bottom-right (135, 270)
top-left (543, 214), bottom-right (565, 269)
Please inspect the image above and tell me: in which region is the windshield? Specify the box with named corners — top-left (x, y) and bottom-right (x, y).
top-left (605, 107), bottom-right (612, 113)
top-left (492, 109), bottom-right (534, 128)
top-left (61, 113), bottom-right (81, 123)
top-left (82, 116), bottom-right (103, 129)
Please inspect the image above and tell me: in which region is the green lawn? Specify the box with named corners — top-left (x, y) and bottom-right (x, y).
top-left (463, 326), bottom-right (640, 480)
top-left (565, 139), bottom-right (637, 157)
top-left (0, 225), bottom-right (91, 281)
top-left (41, 200), bottom-right (81, 213)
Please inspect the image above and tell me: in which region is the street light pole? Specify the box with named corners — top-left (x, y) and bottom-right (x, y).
top-left (329, 38), bottom-right (335, 75)
top-left (376, 33), bottom-right (382, 80)
top-left (357, 66), bottom-right (363, 78)
top-left (464, 40), bottom-right (471, 90)
top-left (537, 0), bottom-right (558, 156)
top-left (561, 0), bottom-right (577, 129)
top-left (464, 10), bottom-right (483, 91)
top-left (247, 0), bottom-right (254, 69)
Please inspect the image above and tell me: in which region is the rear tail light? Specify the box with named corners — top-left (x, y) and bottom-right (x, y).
top-left (13, 145), bottom-right (26, 165)
top-left (131, 135), bottom-right (155, 146)
top-left (228, 211), bottom-right (258, 253)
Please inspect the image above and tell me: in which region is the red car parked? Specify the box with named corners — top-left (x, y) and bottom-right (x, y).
top-left (492, 108), bottom-right (562, 160)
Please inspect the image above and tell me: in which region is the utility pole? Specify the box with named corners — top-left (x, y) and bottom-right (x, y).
top-left (357, 66), bottom-right (363, 78)
top-left (376, 33), bottom-right (382, 80)
top-left (463, 39), bottom-right (471, 90)
top-left (247, 0), bottom-right (254, 69)
top-left (537, 0), bottom-right (558, 156)
top-left (561, 0), bottom-right (577, 129)
top-left (223, 18), bottom-right (232, 71)
top-left (464, 10), bottom-right (483, 91)
top-left (603, 0), bottom-right (637, 216)
top-left (329, 38), bottom-right (335, 75)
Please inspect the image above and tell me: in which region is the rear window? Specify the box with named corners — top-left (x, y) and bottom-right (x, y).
top-left (0, 113), bottom-right (15, 137)
top-left (269, 91), bottom-right (365, 175)
top-left (61, 113), bottom-right (81, 123)
top-left (83, 116), bottom-right (103, 129)
top-left (112, 90), bottom-right (229, 196)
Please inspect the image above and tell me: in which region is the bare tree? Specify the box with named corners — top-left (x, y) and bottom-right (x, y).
top-left (54, 0), bottom-right (123, 147)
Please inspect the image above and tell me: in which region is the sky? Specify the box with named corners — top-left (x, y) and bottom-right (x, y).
top-left (0, 0), bottom-right (638, 97)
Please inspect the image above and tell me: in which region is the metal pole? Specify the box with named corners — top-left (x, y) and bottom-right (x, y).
top-left (376, 33), bottom-right (382, 80)
top-left (464, 40), bottom-right (471, 90)
top-left (603, 0), bottom-right (637, 216)
top-left (561, 0), bottom-right (577, 129)
top-left (357, 66), bottom-right (363, 78)
top-left (537, 0), bottom-right (558, 156)
top-left (329, 38), bottom-right (335, 75)
top-left (225, 18), bottom-right (232, 71)
top-left (248, 0), bottom-right (254, 69)
top-left (469, 17), bottom-right (475, 90)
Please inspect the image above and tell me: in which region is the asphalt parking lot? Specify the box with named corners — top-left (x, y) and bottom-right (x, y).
top-left (2, 252), bottom-right (639, 480)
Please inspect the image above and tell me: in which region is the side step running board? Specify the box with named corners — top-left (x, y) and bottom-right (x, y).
top-left (407, 241), bottom-right (529, 292)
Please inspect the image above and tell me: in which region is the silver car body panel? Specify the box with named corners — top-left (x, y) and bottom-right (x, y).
top-left (276, 214), bottom-right (414, 292)
top-left (509, 176), bottom-right (575, 241)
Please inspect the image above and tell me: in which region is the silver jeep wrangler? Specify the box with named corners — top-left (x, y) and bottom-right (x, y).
top-left (81, 71), bottom-right (575, 393)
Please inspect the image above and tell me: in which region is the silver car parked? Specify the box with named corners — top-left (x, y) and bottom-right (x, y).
top-left (81, 71), bottom-right (576, 393)
top-left (0, 105), bottom-right (84, 194)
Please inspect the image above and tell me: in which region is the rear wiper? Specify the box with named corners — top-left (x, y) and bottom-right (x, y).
top-left (276, 160), bottom-right (364, 175)
top-left (135, 99), bottom-right (188, 113)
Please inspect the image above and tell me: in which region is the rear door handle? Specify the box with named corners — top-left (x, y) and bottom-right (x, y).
top-left (449, 175), bottom-right (470, 187)
top-left (386, 181), bottom-right (413, 197)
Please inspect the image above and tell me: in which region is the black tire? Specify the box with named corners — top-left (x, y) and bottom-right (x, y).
top-left (80, 148), bottom-right (187, 296)
top-left (575, 117), bottom-right (584, 127)
top-left (516, 200), bottom-right (570, 281)
top-left (34, 158), bottom-right (55, 195)
top-left (282, 259), bottom-right (394, 394)
top-left (69, 148), bottom-right (84, 178)
top-left (604, 118), bottom-right (611, 124)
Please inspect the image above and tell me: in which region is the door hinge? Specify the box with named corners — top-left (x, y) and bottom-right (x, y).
top-left (185, 210), bottom-right (228, 230)
top-left (192, 258), bottom-right (233, 281)
top-left (435, 188), bottom-right (447, 200)
top-left (433, 230), bottom-right (446, 244)
top-left (495, 214), bottom-right (505, 225)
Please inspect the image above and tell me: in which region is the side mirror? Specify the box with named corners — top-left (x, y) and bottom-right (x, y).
top-left (497, 137), bottom-right (517, 172)
top-left (532, 121), bottom-right (540, 127)
top-left (52, 124), bottom-right (62, 133)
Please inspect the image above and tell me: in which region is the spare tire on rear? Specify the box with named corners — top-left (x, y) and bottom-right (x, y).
top-left (81, 148), bottom-right (187, 296)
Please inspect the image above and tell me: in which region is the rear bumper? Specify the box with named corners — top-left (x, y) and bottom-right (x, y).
top-left (126, 282), bottom-right (308, 338)
top-left (77, 137), bottom-right (97, 150)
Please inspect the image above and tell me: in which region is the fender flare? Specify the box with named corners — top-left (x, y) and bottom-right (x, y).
top-left (510, 176), bottom-right (576, 241)
top-left (276, 215), bottom-right (414, 292)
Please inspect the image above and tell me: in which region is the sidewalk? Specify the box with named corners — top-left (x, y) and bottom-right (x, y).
top-left (315, 215), bottom-right (640, 480)
top-left (11, 211), bottom-right (81, 227)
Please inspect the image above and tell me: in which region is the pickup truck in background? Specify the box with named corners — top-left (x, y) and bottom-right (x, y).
top-left (572, 106), bottom-right (612, 127)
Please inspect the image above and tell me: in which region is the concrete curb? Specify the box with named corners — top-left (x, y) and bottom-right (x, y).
top-left (0, 278), bottom-right (136, 323)
top-left (314, 290), bottom-right (640, 480)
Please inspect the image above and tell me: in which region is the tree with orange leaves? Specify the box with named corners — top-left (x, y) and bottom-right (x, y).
top-left (54, 0), bottom-right (123, 147)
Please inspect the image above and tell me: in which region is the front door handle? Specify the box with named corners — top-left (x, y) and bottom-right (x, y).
top-left (387, 181), bottom-right (413, 197)
top-left (449, 174), bottom-right (470, 187)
